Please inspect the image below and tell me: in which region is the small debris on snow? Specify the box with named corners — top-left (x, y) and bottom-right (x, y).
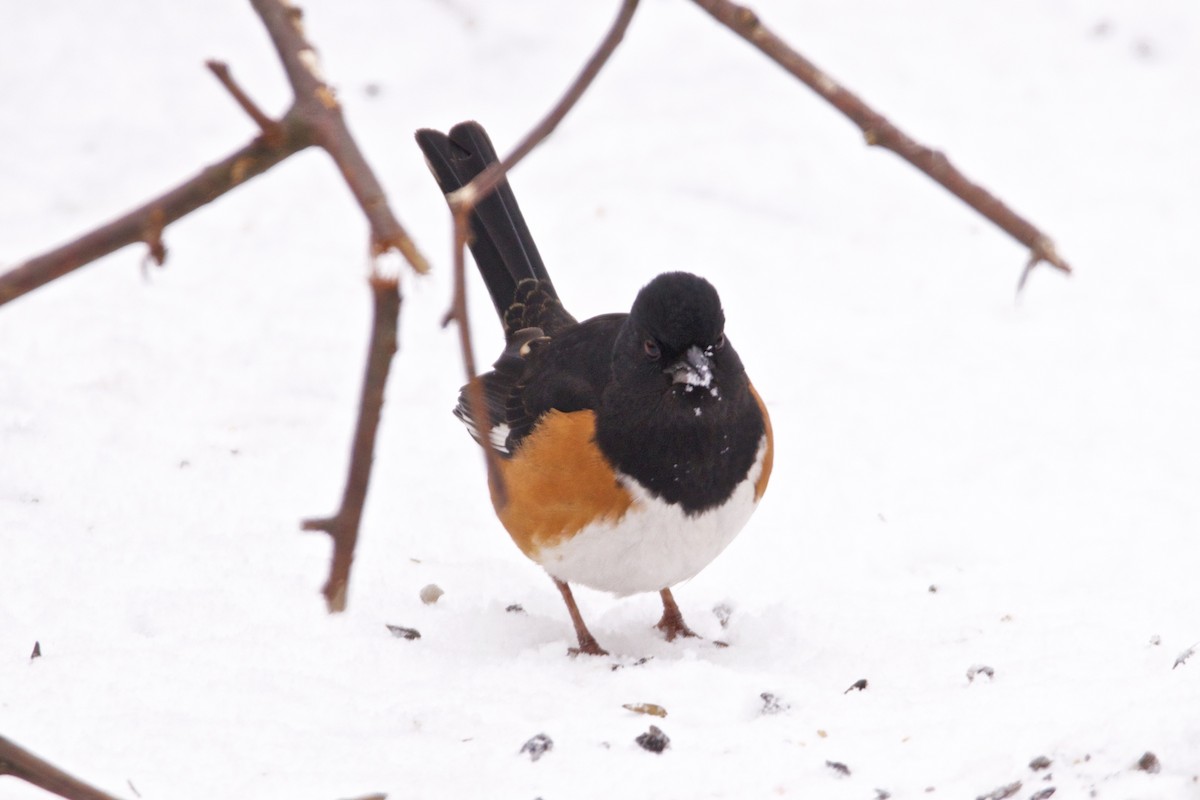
top-left (1136, 751), bottom-right (1161, 774)
top-left (928, 584), bottom-right (939, 594)
top-left (1173, 644), bottom-right (1196, 668)
top-left (826, 760), bottom-right (851, 777)
top-left (1149, 634), bottom-right (1161, 646)
top-left (385, 624), bottom-right (421, 640)
top-left (967, 664), bottom-right (995, 683)
top-left (712, 602), bottom-right (733, 628)
top-left (845, 678), bottom-right (868, 694)
top-left (635, 725), bottom-right (670, 753)
top-left (975, 780), bottom-right (1021, 800)
top-left (419, 584), bottom-right (444, 605)
top-left (1029, 755), bottom-right (1052, 771)
top-left (760, 692), bottom-right (790, 715)
top-left (1029, 789), bottom-right (1056, 800)
top-left (505, 603), bottom-right (526, 614)
top-left (817, 729), bottom-right (828, 738)
top-left (874, 790), bottom-right (892, 800)
top-left (610, 656), bottom-right (652, 672)
top-left (30, 641), bottom-right (41, 660)
top-left (623, 703), bottom-right (668, 718)
top-left (519, 733), bottom-right (553, 762)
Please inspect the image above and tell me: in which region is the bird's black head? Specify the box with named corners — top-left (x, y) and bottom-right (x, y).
top-left (630, 272), bottom-right (725, 357)
top-left (614, 272), bottom-right (742, 399)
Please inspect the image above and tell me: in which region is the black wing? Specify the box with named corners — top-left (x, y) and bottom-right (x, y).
top-left (455, 314), bottom-right (626, 455)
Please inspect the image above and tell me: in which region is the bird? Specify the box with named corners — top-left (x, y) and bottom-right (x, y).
top-left (415, 121), bottom-right (773, 656)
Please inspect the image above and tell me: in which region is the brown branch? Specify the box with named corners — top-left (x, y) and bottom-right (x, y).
top-left (0, 134), bottom-right (308, 305)
top-left (0, 0), bottom-right (426, 308)
top-left (205, 59), bottom-right (285, 146)
top-left (303, 273), bottom-right (401, 613)
top-left (0, 735), bottom-right (125, 800)
top-left (688, 0), bottom-right (1072, 278)
top-left (452, 0), bottom-right (641, 207)
top-left (249, 0), bottom-right (427, 268)
top-left (442, 0), bottom-right (640, 504)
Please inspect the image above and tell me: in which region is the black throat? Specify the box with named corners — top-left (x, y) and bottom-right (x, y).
top-left (594, 374), bottom-right (764, 515)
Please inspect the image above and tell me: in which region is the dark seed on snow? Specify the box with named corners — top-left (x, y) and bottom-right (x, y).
top-left (845, 678), bottom-right (868, 693)
top-left (505, 603), bottom-right (526, 614)
top-left (1029, 755), bottom-right (1052, 771)
top-left (975, 780), bottom-right (1021, 800)
top-left (385, 624), bottom-right (421, 640)
top-left (1136, 751), bottom-right (1161, 774)
top-left (966, 664), bottom-right (995, 682)
top-left (826, 760), bottom-right (851, 777)
top-left (520, 733), bottom-right (553, 762)
top-left (636, 725), bottom-right (670, 753)
top-left (1030, 789), bottom-right (1056, 800)
top-left (760, 692), bottom-right (790, 715)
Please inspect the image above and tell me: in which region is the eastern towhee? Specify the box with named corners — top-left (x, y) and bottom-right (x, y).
top-left (416, 122), bottom-right (773, 656)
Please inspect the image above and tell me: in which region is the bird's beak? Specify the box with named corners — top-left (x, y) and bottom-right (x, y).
top-left (668, 345), bottom-right (714, 390)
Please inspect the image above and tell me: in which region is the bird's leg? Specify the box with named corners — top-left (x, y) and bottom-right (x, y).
top-left (655, 588), bottom-right (701, 641)
top-left (553, 578), bottom-right (608, 656)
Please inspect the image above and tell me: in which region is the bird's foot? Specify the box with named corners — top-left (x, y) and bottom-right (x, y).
top-left (568, 635), bottom-right (609, 657)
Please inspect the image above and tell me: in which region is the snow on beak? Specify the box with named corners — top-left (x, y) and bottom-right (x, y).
top-left (668, 345), bottom-right (714, 390)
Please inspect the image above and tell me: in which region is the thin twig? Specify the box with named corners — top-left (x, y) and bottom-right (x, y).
top-left (0, 735), bottom-right (125, 800)
top-left (443, 0), bottom-right (640, 503)
top-left (205, 59), bottom-right (285, 146)
top-left (303, 273), bottom-right (401, 613)
top-left (688, 0), bottom-right (1071, 279)
top-left (451, 0), bottom-right (641, 208)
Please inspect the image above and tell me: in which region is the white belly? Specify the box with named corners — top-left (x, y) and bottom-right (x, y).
top-left (534, 436), bottom-right (769, 596)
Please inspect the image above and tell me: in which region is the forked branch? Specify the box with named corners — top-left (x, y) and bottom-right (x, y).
top-left (0, 0), bottom-right (426, 308)
top-left (689, 0), bottom-right (1072, 279)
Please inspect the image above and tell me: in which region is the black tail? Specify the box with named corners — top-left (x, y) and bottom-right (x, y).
top-left (416, 121), bottom-right (568, 328)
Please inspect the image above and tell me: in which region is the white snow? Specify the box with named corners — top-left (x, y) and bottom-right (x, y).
top-left (2, 1), bottom-right (1199, 798)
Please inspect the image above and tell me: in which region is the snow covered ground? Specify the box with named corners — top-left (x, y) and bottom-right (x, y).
top-left (2, 0), bottom-right (1199, 797)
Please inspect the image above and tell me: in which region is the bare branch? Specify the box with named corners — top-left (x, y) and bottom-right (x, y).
top-left (303, 273), bottom-right (402, 613)
top-left (0, 134), bottom-right (307, 305)
top-left (249, 0), bottom-right (428, 269)
top-left (688, 0), bottom-right (1072, 277)
top-left (0, 735), bottom-right (125, 800)
top-left (206, 59), bottom-right (285, 146)
top-left (0, 0), bottom-right (427, 308)
top-left (453, 0), bottom-right (641, 206)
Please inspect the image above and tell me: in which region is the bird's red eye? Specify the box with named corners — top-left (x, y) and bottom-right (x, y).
top-left (643, 339), bottom-right (661, 360)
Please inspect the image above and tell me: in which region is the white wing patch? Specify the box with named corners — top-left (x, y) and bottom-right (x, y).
top-left (456, 405), bottom-right (511, 455)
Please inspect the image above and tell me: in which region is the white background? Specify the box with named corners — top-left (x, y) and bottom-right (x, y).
top-left (2, 1), bottom-right (1198, 797)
